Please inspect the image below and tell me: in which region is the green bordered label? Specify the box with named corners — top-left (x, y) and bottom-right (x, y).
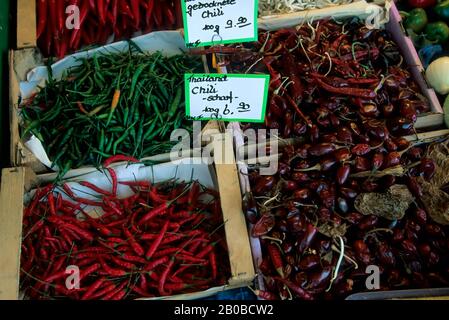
top-left (185, 73), bottom-right (270, 123)
top-left (181, 0), bottom-right (258, 48)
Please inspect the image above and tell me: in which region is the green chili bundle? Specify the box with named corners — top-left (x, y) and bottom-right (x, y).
top-left (21, 46), bottom-right (202, 172)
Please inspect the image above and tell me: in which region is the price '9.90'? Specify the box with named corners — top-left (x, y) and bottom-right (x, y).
top-left (203, 17), bottom-right (251, 35)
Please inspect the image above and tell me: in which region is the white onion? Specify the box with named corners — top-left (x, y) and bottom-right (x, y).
top-left (426, 57), bottom-right (449, 95)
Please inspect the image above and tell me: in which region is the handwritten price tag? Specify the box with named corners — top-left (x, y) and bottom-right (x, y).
top-left (185, 73), bottom-right (269, 123)
top-left (181, 0), bottom-right (258, 47)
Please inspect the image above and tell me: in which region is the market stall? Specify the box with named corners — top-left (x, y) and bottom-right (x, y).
top-left (1, 0), bottom-right (449, 301)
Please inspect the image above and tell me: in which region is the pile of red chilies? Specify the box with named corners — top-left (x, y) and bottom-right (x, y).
top-left (37, 0), bottom-right (183, 58)
top-left (20, 164), bottom-right (228, 300)
top-left (228, 20), bottom-right (430, 137)
top-left (228, 21), bottom-right (449, 300)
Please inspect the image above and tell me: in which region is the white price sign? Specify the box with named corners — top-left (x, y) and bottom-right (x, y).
top-left (185, 73), bottom-right (269, 123)
top-left (181, 0), bottom-right (258, 47)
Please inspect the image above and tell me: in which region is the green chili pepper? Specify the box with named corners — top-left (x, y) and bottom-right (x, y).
top-left (21, 48), bottom-right (202, 170)
top-left (168, 86), bottom-right (183, 120)
top-left (425, 21), bottom-right (449, 43)
top-left (404, 8), bottom-right (428, 33)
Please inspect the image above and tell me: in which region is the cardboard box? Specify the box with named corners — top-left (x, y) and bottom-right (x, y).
top-left (0, 133), bottom-right (255, 300)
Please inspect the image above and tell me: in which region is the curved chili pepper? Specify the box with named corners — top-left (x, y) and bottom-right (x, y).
top-left (314, 76), bottom-right (376, 98)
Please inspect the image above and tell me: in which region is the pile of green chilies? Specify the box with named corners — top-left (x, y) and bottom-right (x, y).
top-left (21, 47), bottom-right (202, 172)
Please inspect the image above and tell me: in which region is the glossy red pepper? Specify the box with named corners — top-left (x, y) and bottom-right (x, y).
top-left (408, 0), bottom-right (436, 8)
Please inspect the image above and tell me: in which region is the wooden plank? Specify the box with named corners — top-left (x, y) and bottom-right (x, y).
top-left (17, 0), bottom-right (36, 48)
top-left (0, 168), bottom-right (26, 300)
top-left (404, 129), bottom-right (449, 143)
top-left (9, 50), bottom-right (21, 167)
top-left (214, 133), bottom-right (255, 286)
top-left (9, 49), bottom-right (47, 171)
top-left (415, 113), bottom-right (445, 129)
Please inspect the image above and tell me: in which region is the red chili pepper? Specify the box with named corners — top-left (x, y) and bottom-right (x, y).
top-left (132, 285), bottom-right (153, 297)
top-left (254, 289), bottom-right (278, 300)
top-left (81, 277), bottom-right (106, 300)
top-left (163, 1), bottom-right (176, 27)
top-left (158, 259), bottom-right (174, 296)
top-left (48, 216), bottom-right (95, 241)
top-left (79, 181), bottom-right (112, 196)
top-left (175, 254), bottom-right (207, 264)
top-left (105, 168), bottom-right (118, 197)
top-left (281, 51), bottom-right (303, 101)
top-left (209, 251), bottom-right (217, 279)
top-left (80, 263), bottom-right (101, 279)
top-left (267, 243), bottom-right (284, 278)
top-left (408, 0), bottom-right (436, 8)
top-left (274, 277), bottom-right (314, 300)
top-left (119, 0), bottom-right (134, 19)
top-left (138, 202), bottom-right (170, 226)
top-left (130, 0), bottom-right (141, 29)
top-left (123, 227), bottom-right (145, 257)
top-left (36, 0), bottom-right (48, 39)
top-left (102, 281), bottom-right (127, 300)
top-left (89, 282), bottom-right (117, 299)
top-left (56, 0), bottom-right (65, 31)
top-left (336, 164), bottom-right (351, 185)
top-left (103, 155), bottom-right (139, 168)
top-left (145, 221), bottom-right (169, 260)
top-left (111, 256), bottom-right (136, 270)
top-left (174, 0), bottom-right (183, 28)
top-left (284, 94), bottom-right (312, 127)
top-left (153, 2), bottom-right (163, 27)
top-left (153, 248), bottom-right (192, 258)
top-left (97, 0), bottom-right (106, 25)
top-left (100, 258), bottom-right (127, 277)
top-left (314, 77), bottom-right (376, 99)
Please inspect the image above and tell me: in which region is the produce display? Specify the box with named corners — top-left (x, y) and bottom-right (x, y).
top-left (20, 163), bottom-right (229, 300)
top-left (36, 0), bottom-right (183, 58)
top-left (258, 0), bottom-right (354, 16)
top-left (5, 0), bottom-right (449, 303)
top-left (245, 139), bottom-right (449, 300)
top-left (20, 48), bottom-right (202, 173)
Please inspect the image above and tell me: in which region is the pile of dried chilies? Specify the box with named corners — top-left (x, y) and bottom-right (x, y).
top-left (227, 20), bottom-right (430, 137)
top-left (20, 161), bottom-right (229, 300)
top-left (37, 0), bottom-right (183, 58)
top-left (21, 47), bottom-right (202, 173)
top-left (228, 20), bottom-right (449, 300)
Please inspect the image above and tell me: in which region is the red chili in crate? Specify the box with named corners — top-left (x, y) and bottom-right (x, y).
top-left (20, 170), bottom-right (230, 300)
top-left (408, 0), bottom-right (437, 8)
top-left (252, 214), bottom-right (275, 237)
top-left (267, 243), bottom-right (284, 278)
top-left (36, 0), bottom-right (184, 58)
top-left (336, 165), bottom-right (351, 185)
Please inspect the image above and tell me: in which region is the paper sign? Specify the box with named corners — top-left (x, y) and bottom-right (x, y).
top-left (181, 0), bottom-right (258, 47)
top-left (185, 73), bottom-right (270, 123)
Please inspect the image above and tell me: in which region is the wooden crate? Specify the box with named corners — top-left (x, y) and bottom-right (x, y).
top-left (9, 30), bottom-right (213, 172)
top-left (0, 133), bottom-right (255, 300)
top-left (17, 0), bottom-right (36, 49)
